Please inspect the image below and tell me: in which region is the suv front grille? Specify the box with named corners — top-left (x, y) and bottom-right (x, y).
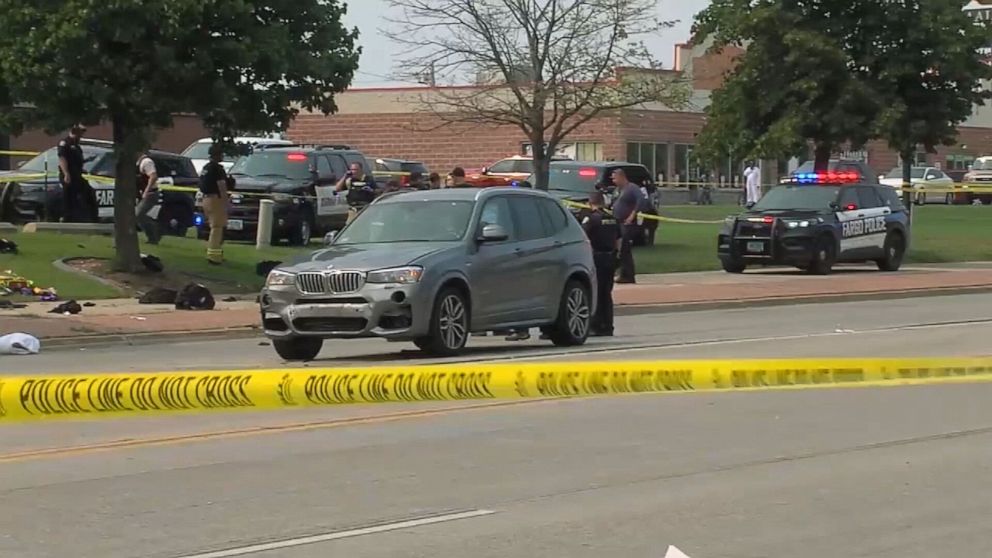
top-left (328, 272), bottom-right (365, 293)
top-left (296, 272), bottom-right (325, 294)
top-left (295, 271), bottom-right (366, 294)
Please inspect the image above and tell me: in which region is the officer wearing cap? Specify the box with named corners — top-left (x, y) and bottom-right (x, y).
top-left (335, 162), bottom-right (377, 224)
top-left (57, 124), bottom-right (97, 222)
top-left (582, 191), bottom-right (620, 337)
top-left (199, 144), bottom-right (230, 265)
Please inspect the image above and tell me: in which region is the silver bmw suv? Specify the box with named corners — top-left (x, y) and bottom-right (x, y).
top-left (260, 187), bottom-right (597, 359)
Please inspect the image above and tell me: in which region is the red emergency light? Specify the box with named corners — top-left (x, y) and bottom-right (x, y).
top-left (793, 171), bottom-right (860, 184)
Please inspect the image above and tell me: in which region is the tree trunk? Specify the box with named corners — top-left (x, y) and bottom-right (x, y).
top-left (901, 147), bottom-right (915, 219)
top-left (531, 133), bottom-right (550, 191)
top-left (813, 143), bottom-right (833, 172)
top-left (111, 113), bottom-right (144, 273)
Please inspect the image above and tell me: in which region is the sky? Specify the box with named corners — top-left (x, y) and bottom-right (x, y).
top-left (343, 0), bottom-right (712, 88)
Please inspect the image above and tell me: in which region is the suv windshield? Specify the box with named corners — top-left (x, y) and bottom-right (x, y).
top-left (526, 165), bottom-right (600, 193)
top-left (229, 151), bottom-right (312, 180)
top-left (885, 168), bottom-right (926, 179)
top-left (19, 146), bottom-right (103, 174)
top-left (753, 186), bottom-right (840, 211)
top-left (335, 200), bottom-right (474, 244)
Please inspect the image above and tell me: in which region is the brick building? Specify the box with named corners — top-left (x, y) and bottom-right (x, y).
top-left (288, 33), bottom-right (992, 183)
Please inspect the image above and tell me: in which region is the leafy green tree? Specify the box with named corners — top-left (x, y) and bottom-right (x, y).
top-left (692, 0), bottom-right (879, 173)
top-left (861, 1), bottom-right (992, 207)
top-left (0, 0), bottom-right (360, 271)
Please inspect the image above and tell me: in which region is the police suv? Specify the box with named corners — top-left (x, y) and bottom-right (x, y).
top-left (718, 171), bottom-right (910, 274)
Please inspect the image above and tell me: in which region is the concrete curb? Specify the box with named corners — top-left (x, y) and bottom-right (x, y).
top-left (53, 257), bottom-right (125, 293)
top-left (34, 284), bottom-right (992, 351)
top-left (613, 284), bottom-right (992, 316)
top-left (41, 326), bottom-right (262, 350)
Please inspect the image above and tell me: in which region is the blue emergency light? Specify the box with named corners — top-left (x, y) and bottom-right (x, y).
top-left (791, 171), bottom-right (860, 185)
top-left (194, 214), bottom-right (204, 226)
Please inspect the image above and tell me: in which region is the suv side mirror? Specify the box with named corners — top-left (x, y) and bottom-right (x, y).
top-left (323, 231), bottom-right (337, 246)
top-left (479, 224), bottom-right (508, 242)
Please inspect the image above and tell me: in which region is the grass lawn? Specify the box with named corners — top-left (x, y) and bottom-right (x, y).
top-left (636, 204), bottom-right (992, 274)
top-left (0, 232), bottom-right (306, 300)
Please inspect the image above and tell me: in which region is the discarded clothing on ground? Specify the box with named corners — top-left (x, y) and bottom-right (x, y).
top-left (175, 283), bottom-right (215, 311)
top-left (0, 332), bottom-right (40, 355)
top-left (48, 300), bottom-right (82, 315)
top-left (138, 287), bottom-right (179, 304)
top-left (0, 238), bottom-right (17, 254)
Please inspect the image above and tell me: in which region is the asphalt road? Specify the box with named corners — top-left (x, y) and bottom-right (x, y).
top-left (5, 293), bottom-right (992, 375)
top-left (2, 294), bottom-right (992, 558)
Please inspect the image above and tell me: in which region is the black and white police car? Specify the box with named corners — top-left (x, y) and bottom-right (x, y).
top-left (718, 171), bottom-right (910, 274)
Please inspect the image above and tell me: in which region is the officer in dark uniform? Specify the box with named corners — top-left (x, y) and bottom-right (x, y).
top-left (335, 162), bottom-right (377, 224)
top-left (582, 191), bottom-right (620, 337)
top-left (57, 124), bottom-right (97, 222)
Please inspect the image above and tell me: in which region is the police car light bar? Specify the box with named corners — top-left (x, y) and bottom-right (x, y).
top-left (792, 171), bottom-right (860, 184)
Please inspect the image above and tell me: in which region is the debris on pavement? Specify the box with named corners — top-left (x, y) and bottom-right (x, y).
top-left (130, 316), bottom-right (148, 321)
top-left (83, 302), bottom-right (96, 307)
top-left (222, 296), bottom-right (238, 302)
top-left (48, 300), bottom-right (83, 315)
top-left (138, 287), bottom-right (179, 304)
top-left (0, 300), bottom-right (27, 309)
top-left (175, 283), bottom-right (215, 311)
top-left (0, 332), bottom-right (40, 355)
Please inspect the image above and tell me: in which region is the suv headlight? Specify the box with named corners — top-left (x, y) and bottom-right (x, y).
top-left (265, 270), bottom-right (295, 287)
top-left (366, 266), bottom-right (423, 284)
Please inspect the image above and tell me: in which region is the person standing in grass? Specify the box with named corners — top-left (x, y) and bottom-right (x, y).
top-left (199, 144), bottom-right (229, 265)
top-left (135, 152), bottom-right (162, 245)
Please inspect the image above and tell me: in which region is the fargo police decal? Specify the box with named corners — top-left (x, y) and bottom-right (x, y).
top-left (842, 216), bottom-right (886, 238)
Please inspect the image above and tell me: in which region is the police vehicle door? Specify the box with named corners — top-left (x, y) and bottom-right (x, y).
top-left (314, 154), bottom-right (348, 224)
top-left (837, 187), bottom-right (889, 259)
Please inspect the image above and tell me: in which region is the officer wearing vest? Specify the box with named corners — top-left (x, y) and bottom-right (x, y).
top-left (335, 162), bottom-right (377, 224)
top-left (582, 191), bottom-right (620, 337)
top-left (57, 124), bottom-right (97, 223)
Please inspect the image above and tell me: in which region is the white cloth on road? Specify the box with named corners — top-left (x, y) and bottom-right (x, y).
top-left (0, 332), bottom-right (40, 355)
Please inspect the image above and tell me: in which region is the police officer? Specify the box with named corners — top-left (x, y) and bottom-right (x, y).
top-left (582, 191), bottom-right (620, 337)
top-left (199, 144), bottom-right (230, 265)
top-left (135, 152), bottom-right (162, 244)
top-left (57, 124), bottom-right (97, 223)
top-left (335, 162), bottom-right (376, 224)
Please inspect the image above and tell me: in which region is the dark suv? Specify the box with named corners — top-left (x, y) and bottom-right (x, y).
top-left (197, 144), bottom-right (370, 245)
top-left (518, 160), bottom-right (658, 245)
top-left (370, 158), bottom-right (430, 188)
top-left (0, 139), bottom-right (199, 235)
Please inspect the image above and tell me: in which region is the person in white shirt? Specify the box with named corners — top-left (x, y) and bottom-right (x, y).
top-left (743, 163), bottom-right (761, 205)
top-left (136, 153), bottom-right (162, 244)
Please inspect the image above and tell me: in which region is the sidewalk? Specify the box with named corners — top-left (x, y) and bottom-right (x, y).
top-left (4, 264), bottom-right (992, 345)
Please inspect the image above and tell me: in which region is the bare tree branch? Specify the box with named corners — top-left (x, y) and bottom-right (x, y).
top-left (384, 0), bottom-right (690, 189)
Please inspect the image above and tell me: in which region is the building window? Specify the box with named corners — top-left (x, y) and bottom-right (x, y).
top-left (625, 142), bottom-right (670, 181)
top-left (947, 154), bottom-right (975, 171)
top-left (522, 141), bottom-right (602, 161)
top-left (574, 142), bottom-right (603, 161)
top-left (674, 144), bottom-right (692, 184)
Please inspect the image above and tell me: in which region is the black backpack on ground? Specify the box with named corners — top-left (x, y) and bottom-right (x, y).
top-left (175, 283), bottom-right (215, 311)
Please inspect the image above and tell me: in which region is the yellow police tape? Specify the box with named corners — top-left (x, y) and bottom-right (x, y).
top-left (560, 199), bottom-right (726, 224)
top-left (2, 358), bottom-right (992, 422)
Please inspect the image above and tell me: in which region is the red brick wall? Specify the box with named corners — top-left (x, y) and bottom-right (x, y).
top-left (288, 112), bottom-right (622, 173)
top-left (691, 46), bottom-right (745, 91)
top-left (9, 115), bottom-right (209, 155)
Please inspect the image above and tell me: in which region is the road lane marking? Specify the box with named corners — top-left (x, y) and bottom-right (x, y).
top-left (174, 509), bottom-right (497, 558)
top-left (0, 398), bottom-right (561, 463)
